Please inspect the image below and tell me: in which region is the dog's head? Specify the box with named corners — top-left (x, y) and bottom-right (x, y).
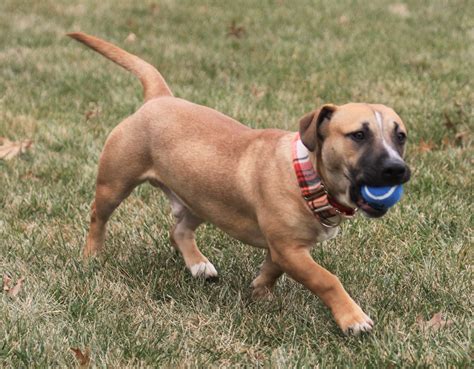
top-left (299, 103), bottom-right (411, 218)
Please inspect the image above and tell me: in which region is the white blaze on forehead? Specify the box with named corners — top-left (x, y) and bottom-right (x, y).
top-left (375, 111), bottom-right (383, 129)
top-left (374, 110), bottom-right (402, 160)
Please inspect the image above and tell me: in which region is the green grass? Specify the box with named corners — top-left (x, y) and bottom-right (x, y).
top-left (1, 0), bottom-right (472, 367)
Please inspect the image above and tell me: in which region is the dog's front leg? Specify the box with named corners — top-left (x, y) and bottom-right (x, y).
top-left (270, 244), bottom-right (373, 335)
top-left (251, 251), bottom-right (283, 299)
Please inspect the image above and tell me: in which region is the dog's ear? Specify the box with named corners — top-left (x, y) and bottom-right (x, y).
top-left (299, 104), bottom-right (337, 151)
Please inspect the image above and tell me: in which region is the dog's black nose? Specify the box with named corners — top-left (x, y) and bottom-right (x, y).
top-left (381, 160), bottom-right (407, 182)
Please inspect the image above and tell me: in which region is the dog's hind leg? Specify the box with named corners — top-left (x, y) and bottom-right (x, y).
top-left (158, 185), bottom-right (218, 279)
top-left (84, 129), bottom-right (148, 258)
top-left (85, 173), bottom-right (144, 258)
top-left (251, 251), bottom-right (283, 299)
top-left (85, 182), bottom-right (137, 258)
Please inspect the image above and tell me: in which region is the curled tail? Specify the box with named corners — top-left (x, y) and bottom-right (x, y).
top-left (67, 32), bottom-right (172, 101)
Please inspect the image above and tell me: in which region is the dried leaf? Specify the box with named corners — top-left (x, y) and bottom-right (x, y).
top-left (3, 274), bottom-right (12, 293)
top-left (21, 171), bottom-right (40, 181)
top-left (251, 85), bottom-right (266, 100)
top-left (455, 130), bottom-right (469, 145)
top-left (443, 112), bottom-right (456, 131)
top-left (84, 104), bottom-right (101, 121)
top-left (150, 3), bottom-right (160, 15)
top-left (228, 21), bottom-right (246, 38)
top-left (125, 32), bottom-right (137, 43)
top-left (338, 15), bottom-right (349, 25)
top-left (388, 3), bottom-right (410, 18)
top-left (0, 137), bottom-right (33, 160)
top-left (441, 135), bottom-right (452, 148)
top-left (70, 347), bottom-right (91, 368)
top-left (417, 139), bottom-right (435, 153)
top-left (8, 276), bottom-right (25, 298)
top-left (417, 312), bottom-right (453, 331)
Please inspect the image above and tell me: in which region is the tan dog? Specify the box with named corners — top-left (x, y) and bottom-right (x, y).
top-left (68, 32), bottom-right (410, 335)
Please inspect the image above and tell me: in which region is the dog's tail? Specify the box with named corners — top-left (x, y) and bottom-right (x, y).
top-left (67, 32), bottom-right (172, 101)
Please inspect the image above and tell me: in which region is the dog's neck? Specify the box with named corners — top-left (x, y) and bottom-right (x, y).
top-left (292, 133), bottom-right (356, 227)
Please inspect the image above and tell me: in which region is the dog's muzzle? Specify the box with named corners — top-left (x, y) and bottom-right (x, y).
top-left (350, 158), bottom-right (411, 218)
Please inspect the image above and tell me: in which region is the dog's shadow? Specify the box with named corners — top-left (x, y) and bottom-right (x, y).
top-left (89, 232), bottom-right (250, 305)
top-left (79, 224), bottom-right (341, 339)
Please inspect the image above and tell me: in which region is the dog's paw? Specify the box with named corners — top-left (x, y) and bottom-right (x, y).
top-left (189, 261), bottom-right (218, 279)
top-left (250, 277), bottom-right (275, 300)
top-left (337, 306), bottom-right (374, 335)
top-left (251, 285), bottom-right (274, 300)
top-left (344, 314), bottom-right (374, 335)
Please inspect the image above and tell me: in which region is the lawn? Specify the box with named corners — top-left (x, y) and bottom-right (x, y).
top-left (0, 0), bottom-right (472, 367)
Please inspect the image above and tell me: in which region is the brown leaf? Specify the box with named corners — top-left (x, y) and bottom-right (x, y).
top-left (84, 103), bottom-right (101, 121)
top-left (418, 312), bottom-right (453, 331)
top-left (3, 274), bottom-right (12, 293)
top-left (338, 15), bottom-right (349, 25)
top-left (150, 3), bottom-right (160, 15)
top-left (70, 347), bottom-right (91, 368)
top-left (228, 21), bottom-right (246, 39)
top-left (417, 139), bottom-right (435, 153)
top-left (441, 135), bottom-right (453, 148)
top-left (443, 112), bottom-right (456, 131)
top-left (0, 137), bottom-right (33, 160)
top-left (125, 32), bottom-right (137, 43)
top-left (388, 3), bottom-right (410, 18)
top-left (455, 130), bottom-right (469, 145)
top-left (8, 276), bottom-right (25, 298)
top-left (251, 85), bottom-right (266, 100)
top-left (21, 171), bottom-right (40, 181)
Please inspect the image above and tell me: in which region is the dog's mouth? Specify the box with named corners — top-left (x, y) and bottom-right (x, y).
top-left (346, 162), bottom-right (410, 218)
top-left (349, 184), bottom-right (388, 218)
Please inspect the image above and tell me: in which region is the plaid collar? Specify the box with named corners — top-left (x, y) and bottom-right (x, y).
top-left (292, 133), bottom-right (356, 227)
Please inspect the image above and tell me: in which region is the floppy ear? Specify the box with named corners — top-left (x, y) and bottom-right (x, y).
top-left (299, 104), bottom-right (337, 151)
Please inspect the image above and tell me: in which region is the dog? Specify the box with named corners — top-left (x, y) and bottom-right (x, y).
top-left (68, 32), bottom-right (411, 335)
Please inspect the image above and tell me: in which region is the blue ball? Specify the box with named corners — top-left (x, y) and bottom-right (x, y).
top-left (361, 185), bottom-right (404, 210)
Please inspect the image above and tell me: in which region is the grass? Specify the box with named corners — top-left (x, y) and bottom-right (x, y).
top-left (0, 0), bottom-right (472, 367)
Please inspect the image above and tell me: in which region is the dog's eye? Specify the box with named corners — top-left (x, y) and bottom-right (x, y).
top-left (397, 132), bottom-right (407, 144)
top-left (350, 131), bottom-right (365, 142)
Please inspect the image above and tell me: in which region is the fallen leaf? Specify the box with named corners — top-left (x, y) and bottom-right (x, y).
top-left (70, 347), bottom-right (91, 368)
top-left (338, 15), bottom-right (349, 25)
top-left (21, 171), bottom-right (40, 181)
top-left (3, 274), bottom-right (12, 293)
top-left (150, 3), bottom-right (160, 15)
top-left (455, 130), bottom-right (469, 145)
top-left (0, 137), bottom-right (33, 160)
top-left (417, 312), bottom-right (453, 331)
top-left (8, 276), bottom-right (25, 298)
top-left (197, 5), bottom-right (208, 14)
top-left (443, 112), bottom-right (456, 131)
top-left (441, 135), bottom-right (452, 148)
top-left (84, 104), bottom-right (100, 120)
top-left (388, 3), bottom-right (410, 18)
top-left (251, 85), bottom-right (266, 100)
top-left (417, 139), bottom-right (435, 153)
top-left (228, 21), bottom-right (246, 38)
top-left (125, 32), bottom-right (137, 43)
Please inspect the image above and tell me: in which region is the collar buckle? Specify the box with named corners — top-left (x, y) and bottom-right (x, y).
top-left (312, 205), bottom-right (333, 213)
